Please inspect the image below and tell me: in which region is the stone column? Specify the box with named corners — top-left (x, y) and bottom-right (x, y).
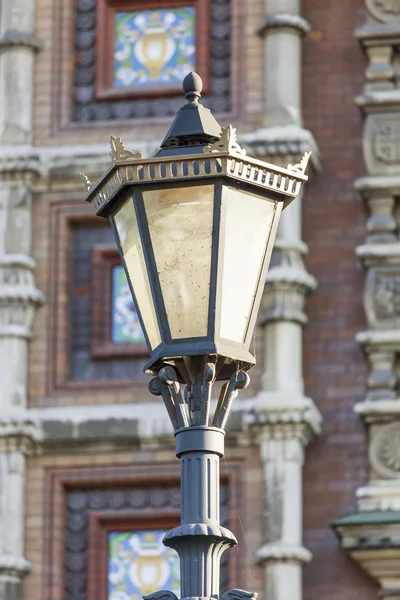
top-left (242, 2), bottom-right (321, 600)
top-left (0, 1), bottom-right (43, 598)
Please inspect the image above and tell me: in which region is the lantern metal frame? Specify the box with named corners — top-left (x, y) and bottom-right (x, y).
top-left (82, 128), bottom-right (310, 380)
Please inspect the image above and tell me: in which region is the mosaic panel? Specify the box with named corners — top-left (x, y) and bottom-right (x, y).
top-left (114, 8), bottom-right (196, 88)
top-left (111, 265), bottom-right (146, 345)
top-left (108, 529), bottom-right (180, 598)
top-left (74, 0), bottom-right (231, 121)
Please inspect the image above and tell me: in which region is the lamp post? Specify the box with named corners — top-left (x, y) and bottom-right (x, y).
top-left (81, 72), bottom-right (310, 600)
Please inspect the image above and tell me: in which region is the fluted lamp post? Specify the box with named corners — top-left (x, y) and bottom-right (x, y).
top-left (81, 72), bottom-right (310, 600)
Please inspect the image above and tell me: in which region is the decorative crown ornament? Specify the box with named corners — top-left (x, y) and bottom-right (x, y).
top-left (110, 135), bottom-right (143, 161)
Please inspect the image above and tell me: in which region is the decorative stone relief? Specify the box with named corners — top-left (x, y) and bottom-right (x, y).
top-left (366, 0), bottom-right (400, 23)
top-left (370, 422), bottom-right (400, 478)
top-left (365, 266), bottom-right (400, 327)
top-left (364, 114), bottom-right (400, 174)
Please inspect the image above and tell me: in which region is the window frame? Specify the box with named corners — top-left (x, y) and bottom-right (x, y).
top-left (88, 514), bottom-right (180, 600)
top-left (96, 0), bottom-right (211, 101)
top-left (91, 245), bottom-right (149, 360)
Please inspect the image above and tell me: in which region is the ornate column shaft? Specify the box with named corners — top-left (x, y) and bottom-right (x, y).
top-left (333, 3), bottom-right (400, 599)
top-left (0, 2), bottom-right (43, 599)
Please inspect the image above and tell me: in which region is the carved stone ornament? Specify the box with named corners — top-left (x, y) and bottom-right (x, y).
top-left (370, 422), bottom-right (400, 479)
top-left (203, 125), bottom-right (247, 156)
top-left (110, 136), bottom-right (143, 161)
top-left (364, 114), bottom-right (400, 175)
top-left (366, 0), bottom-right (400, 23)
top-left (365, 266), bottom-right (400, 328)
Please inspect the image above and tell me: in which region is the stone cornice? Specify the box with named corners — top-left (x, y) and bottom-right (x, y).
top-left (355, 23), bottom-right (400, 46)
top-left (356, 90), bottom-right (400, 113)
top-left (25, 395), bottom-right (322, 448)
top-left (355, 399), bottom-right (400, 422)
top-left (255, 542), bottom-right (312, 565)
top-left (257, 14), bottom-right (311, 37)
top-left (0, 148), bottom-right (42, 182)
top-left (0, 30), bottom-right (43, 53)
top-left (356, 243), bottom-right (400, 267)
top-left (355, 174), bottom-right (400, 196)
top-left (334, 517), bottom-right (400, 594)
top-left (357, 329), bottom-right (400, 350)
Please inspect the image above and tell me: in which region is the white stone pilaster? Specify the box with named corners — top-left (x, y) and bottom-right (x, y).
top-left (246, 398), bottom-right (321, 600)
top-left (240, 3), bottom-right (321, 600)
top-left (0, 2), bottom-right (43, 599)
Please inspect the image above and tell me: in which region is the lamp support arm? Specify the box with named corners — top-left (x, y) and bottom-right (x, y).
top-left (148, 360), bottom-right (257, 600)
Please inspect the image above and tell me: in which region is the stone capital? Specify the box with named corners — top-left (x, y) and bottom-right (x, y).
top-left (0, 413), bottom-right (43, 454)
top-left (255, 542), bottom-right (312, 566)
top-left (245, 394), bottom-right (322, 446)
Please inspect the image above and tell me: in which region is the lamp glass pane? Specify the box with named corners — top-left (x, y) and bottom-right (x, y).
top-left (219, 186), bottom-right (277, 343)
top-left (113, 197), bottom-right (161, 350)
top-left (143, 185), bottom-right (214, 339)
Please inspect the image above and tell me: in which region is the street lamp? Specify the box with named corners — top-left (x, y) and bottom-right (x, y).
top-left (81, 72), bottom-right (310, 600)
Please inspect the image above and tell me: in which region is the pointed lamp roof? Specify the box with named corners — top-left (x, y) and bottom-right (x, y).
top-left (156, 72), bottom-right (222, 157)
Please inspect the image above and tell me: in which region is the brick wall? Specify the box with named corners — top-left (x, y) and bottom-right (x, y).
top-left (302, 0), bottom-right (376, 598)
top-left (24, 444), bottom-right (264, 600)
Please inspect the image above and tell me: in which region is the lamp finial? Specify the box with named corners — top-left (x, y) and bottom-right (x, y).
top-left (183, 71), bottom-right (202, 103)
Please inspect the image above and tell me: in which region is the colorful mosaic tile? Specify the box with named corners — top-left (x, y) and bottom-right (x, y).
top-left (111, 265), bottom-right (146, 344)
top-left (114, 7), bottom-right (196, 88)
top-left (108, 530), bottom-right (180, 600)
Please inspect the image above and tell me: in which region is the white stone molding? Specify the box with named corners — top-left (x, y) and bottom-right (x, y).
top-left (0, 30), bottom-right (42, 52)
top-left (255, 542), bottom-right (312, 565)
top-left (357, 481), bottom-right (400, 511)
top-left (257, 14), bottom-right (311, 36)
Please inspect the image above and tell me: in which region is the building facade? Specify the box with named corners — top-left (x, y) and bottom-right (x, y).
top-left (0, 0), bottom-right (398, 599)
